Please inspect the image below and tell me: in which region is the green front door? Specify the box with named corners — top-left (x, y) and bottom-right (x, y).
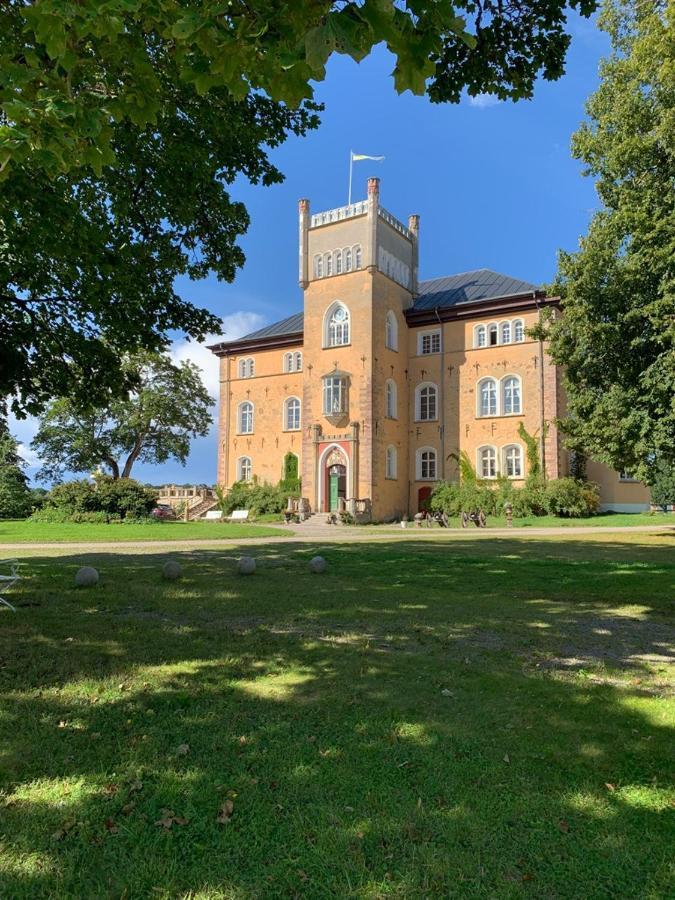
top-left (329, 473), bottom-right (339, 511)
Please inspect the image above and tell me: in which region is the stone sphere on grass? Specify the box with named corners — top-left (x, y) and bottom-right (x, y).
top-left (162, 560), bottom-right (183, 580)
top-left (75, 566), bottom-right (99, 587)
top-left (309, 556), bottom-right (327, 574)
top-left (237, 556), bottom-right (256, 575)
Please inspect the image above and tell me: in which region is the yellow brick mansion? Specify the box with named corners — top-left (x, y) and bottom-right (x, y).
top-left (209, 179), bottom-right (650, 520)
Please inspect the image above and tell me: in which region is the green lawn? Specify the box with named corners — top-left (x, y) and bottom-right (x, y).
top-left (1, 534), bottom-right (673, 897)
top-left (0, 519), bottom-right (287, 543)
top-left (394, 511), bottom-right (674, 529)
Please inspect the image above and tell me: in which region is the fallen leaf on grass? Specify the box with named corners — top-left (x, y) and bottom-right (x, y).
top-left (104, 817), bottom-right (118, 834)
top-left (558, 820), bottom-right (570, 833)
top-left (52, 820), bottom-right (77, 841)
top-left (216, 800), bottom-right (234, 824)
top-left (154, 809), bottom-right (189, 830)
top-left (102, 783), bottom-right (118, 797)
top-left (175, 743), bottom-right (190, 756)
top-left (605, 782), bottom-right (616, 792)
top-left (503, 754), bottom-right (510, 764)
top-left (128, 780), bottom-right (143, 793)
top-left (121, 802), bottom-right (135, 816)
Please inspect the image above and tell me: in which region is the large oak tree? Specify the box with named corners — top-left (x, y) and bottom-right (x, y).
top-left (543, 0), bottom-right (674, 483)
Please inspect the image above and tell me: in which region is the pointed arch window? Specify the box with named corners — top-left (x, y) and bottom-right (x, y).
top-left (385, 311), bottom-right (398, 350)
top-left (478, 446), bottom-right (497, 479)
top-left (284, 397), bottom-right (301, 431)
top-left (385, 379), bottom-right (397, 419)
top-left (354, 244), bottom-right (362, 269)
top-left (237, 456), bottom-right (252, 482)
top-left (344, 247), bottom-right (353, 272)
top-left (324, 302), bottom-right (350, 347)
top-left (502, 376), bottom-right (522, 414)
top-left (314, 255), bottom-right (323, 279)
top-left (335, 249), bottom-right (343, 275)
top-left (238, 401), bottom-right (253, 434)
top-left (478, 378), bottom-right (497, 417)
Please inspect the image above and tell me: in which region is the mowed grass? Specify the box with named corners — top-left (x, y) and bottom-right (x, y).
top-left (393, 512), bottom-right (674, 530)
top-left (1, 535), bottom-right (674, 898)
top-left (0, 519), bottom-right (287, 543)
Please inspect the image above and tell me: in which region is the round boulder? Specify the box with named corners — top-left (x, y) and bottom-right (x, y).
top-left (309, 555), bottom-right (327, 574)
top-left (237, 556), bottom-right (256, 575)
top-left (75, 566), bottom-right (99, 587)
top-left (162, 560), bottom-right (183, 580)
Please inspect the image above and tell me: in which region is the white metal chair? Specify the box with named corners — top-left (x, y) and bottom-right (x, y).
top-left (0, 559), bottom-right (21, 612)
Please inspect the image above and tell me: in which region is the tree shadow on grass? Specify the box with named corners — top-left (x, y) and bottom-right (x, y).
top-left (1, 538), bottom-right (673, 897)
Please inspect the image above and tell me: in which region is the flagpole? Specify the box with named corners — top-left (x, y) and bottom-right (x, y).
top-left (348, 150), bottom-right (353, 206)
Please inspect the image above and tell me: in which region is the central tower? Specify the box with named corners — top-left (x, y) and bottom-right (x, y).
top-left (298, 178), bottom-right (419, 519)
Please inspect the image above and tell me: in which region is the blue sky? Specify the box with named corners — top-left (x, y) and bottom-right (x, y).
top-left (14, 10), bottom-right (608, 487)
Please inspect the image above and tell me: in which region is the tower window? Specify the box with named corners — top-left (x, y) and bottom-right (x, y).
top-left (238, 401), bottom-right (254, 434)
top-left (323, 375), bottom-right (348, 415)
top-left (325, 302), bottom-right (350, 347)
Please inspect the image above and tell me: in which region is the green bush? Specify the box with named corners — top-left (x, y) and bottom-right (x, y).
top-left (217, 480), bottom-right (288, 516)
top-left (650, 460), bottom-right (674, 510)
top-left (545, 478), bottom-right (600, 517)
top-left (31, 476), bottom-right (157, 522)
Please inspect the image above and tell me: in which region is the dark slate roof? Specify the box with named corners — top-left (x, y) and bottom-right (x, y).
top-left (232, 269), bottom-right (538, 343)
top-left (413, 269), bottom-right (538, 311)
top-left (237, 311), bottom-right (304, 341)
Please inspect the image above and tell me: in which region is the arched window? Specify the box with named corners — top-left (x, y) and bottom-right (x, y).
top-left (503, 445), bottom-right (523, 478)
top-left (502, 376), bottom-right (522, 415)
top-left (475, 325), bottom-right (487, 348)
top-left (283, 352), bottom-right (293, 373)
top-left (314, 255), bottom-right (323, 279)
top-left (488, 323), bottom-right (499, 346)
top-left (478, 446), bottom-right (497, 479)
top-left (385, 379), bottom-right (397, 419)
top-left (325, 252), bottom-right (333, 277)
top-left (501, 321), bottom-right (512, 344)
top-left (238, 357), bottom-right (254, 378)
top-left (514, 319), bottom-right (525, 342)
top-left (324, 302), bottom-right (350, 347)
top-left (417, 447), bottom-right (437, 480)
top-left (385, 311), bottom-right (398, 350)
top-left (294, 352), bottom-right (303, 372)
top-left (478, 378), bottom-right (498, 417)
top-left (335, 249), bottom-right (342, 275)
top-left (416, 383), bottom-right (438, 421)
top-left (237, 456), bottom-right (252, 482)
top-left (354, 244), bottom-right (362, 269)
top-left (386, 445), bottom-right (397, 479)
top-left (344, 247), bottom-right (353, 272)
top-left (238, 401), bottom-right (253, 434)
top-left (284, 397), bottom-right (301, 431)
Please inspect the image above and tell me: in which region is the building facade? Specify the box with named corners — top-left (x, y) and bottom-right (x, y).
top-left (209, 179), bottom-right (650, 519)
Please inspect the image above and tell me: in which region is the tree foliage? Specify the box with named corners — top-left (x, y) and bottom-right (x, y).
top-left (31, 352), bottom-right (213, 481)
top-left (0, 414), bottom-right (32, 518)
top-left (1, 0), bottom-right (596, 178)
top-left (649, 460), bottom-right (675, 510)
top-left (544, 0), bottom-right (675, 483)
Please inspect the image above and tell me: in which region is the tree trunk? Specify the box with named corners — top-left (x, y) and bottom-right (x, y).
top-left (121, 434), bottom-right (145, 478)
top-left (105, 457), bottom-right (120, 479)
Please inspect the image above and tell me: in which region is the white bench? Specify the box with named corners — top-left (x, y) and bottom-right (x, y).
top-left (227, 509), bottom-right (249, 522)
top-left (203, 510), bottom-right (223, 520)
top-left (0, 559), bottom-right (21, 612)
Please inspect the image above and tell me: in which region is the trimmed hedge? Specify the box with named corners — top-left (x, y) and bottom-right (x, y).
top-left (430, 477), bottom-right (600, 519)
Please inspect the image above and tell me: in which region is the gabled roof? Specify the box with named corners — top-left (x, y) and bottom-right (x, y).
top-left (235, 311), bottom-right (304, 341)
top-left (414, 269), bottom-right (538, 310)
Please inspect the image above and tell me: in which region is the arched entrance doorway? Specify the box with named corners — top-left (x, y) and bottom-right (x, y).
top-left (319, 445), bottom-right (349, 512)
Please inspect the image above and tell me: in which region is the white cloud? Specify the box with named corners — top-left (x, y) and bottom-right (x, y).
top-left (17, 443), bottom-right (42, 469)
top-left (468, 93), bottom-right (501, 109)
top-left (170, 310), bottom-right (266, 401)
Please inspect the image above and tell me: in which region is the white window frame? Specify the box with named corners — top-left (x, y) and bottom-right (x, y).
top-left (385, 311), bottom-right (398, 351)
top-left (237, 456), bottom-right (252, 482)
top-left (385, 379), bottom-right (397, 419)
top-left (502, 375), bottom-right (522, 415)
top-left (503, 444), bottom-right (523, 478)
top-left (294, 351), bottom-right (302, 372)
top-left (283, 351), bottom-right (293, 373)
top-left (238, 357), bottom-right (254, 378)
top-left (344, 247), bottom-right (353, 272)
top-left (477, 377), bottom-right (498, 417)
top-left (475, 324), bottom-right (487, 348)
top-left (324, 252), bottom-right (333, 277)
top-left (324, 302), bottom-right (351, 348)
top-left (284, 396), bottom-right (301, 431)
top-left (514, 319), bottom-right (525, 342)
top-left (314, 254), bottom-right (323, 279)
top-left (501, 321), bottom-right (512, 344)
top-left (353, 244), bottom-right (362, 269)
top-left (385, 445), bottom-right (397, 480)
top-left (416, 447), bottom-right (438, 481)
top-left (415, 382), bottom-right (438, 422)
top-left (238, 401), bottom-right (254, 434)
top-left (418, 329), bottom-right (441, 355)
top-left (322, 375), bottom-right (348, 415)
top-left (488, 323), bottom-right (499, 346)
top-left (478, 445), bottom-right (497, 479)
top-left (335, 249), bottom-right (342, 275)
